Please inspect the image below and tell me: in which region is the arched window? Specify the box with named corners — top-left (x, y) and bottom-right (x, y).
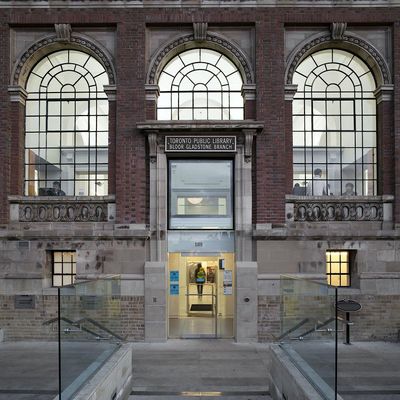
top-left (292, 49), bottom-right (377, 196)
top-left (157, 48), bottom-right (243, 120)
top-left (24, 49), bottom-right (109, 196)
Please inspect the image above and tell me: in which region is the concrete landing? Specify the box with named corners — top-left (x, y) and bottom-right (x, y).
top-left (129, 339), bottom-right (272, 399)
top-left (288, 341), bottom-right (400, 400)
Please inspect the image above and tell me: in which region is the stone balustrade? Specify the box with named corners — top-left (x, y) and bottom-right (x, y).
top-left (285, 195), bottom-right (394, 223)
top-left (9, 196), bottom-right (116, 223)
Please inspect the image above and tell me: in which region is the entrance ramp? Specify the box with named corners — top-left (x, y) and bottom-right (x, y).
top-left (129, 339), bottom-right (271, 399)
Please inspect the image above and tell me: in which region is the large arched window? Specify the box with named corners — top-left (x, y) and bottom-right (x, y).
top-left (157, 48), bottom-right (244, 120)
top-left (292, 49), bottom-right (377, 196)
top-left (24, 49), bottom-right (109, 196)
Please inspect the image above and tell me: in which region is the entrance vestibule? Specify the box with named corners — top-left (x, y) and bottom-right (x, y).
top-left (168, 252), bottom-right (235, 338)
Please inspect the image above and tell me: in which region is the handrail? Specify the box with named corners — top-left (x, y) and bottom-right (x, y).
top-left (43, 316), bottom-right (125, 341)
top-left (44, 317), bottom-right (103, 338)
top-left (278, 318), bottom-right (309, 341)
top-left (75, 317), bottom-right (124, 341)
top-left (292, 316), bottom-right (353, 340)
top-left (296, 317), bottom-right (335, 339)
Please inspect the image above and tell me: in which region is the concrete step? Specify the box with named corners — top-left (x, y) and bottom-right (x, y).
top-left (128, 390), bottom-right (272, 400)
top-left (131, 340), bottom-right (271, 400)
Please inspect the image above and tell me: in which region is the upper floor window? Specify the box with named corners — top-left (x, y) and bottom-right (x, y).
top-left (157, 48), bottom-right (244, 121)
top-left (169, 159), bottom-right (233, 229)
top-left (292, 49), bottom-right (377, 196)
top-left (25, 50), bottom-right (109, 196)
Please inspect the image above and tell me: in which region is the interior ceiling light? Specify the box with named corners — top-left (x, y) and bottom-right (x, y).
top-left (187, 197), bottom-right (203, 205)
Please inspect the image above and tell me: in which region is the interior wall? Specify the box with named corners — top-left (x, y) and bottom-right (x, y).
top-left (167, 252), bottom-right (235, 318)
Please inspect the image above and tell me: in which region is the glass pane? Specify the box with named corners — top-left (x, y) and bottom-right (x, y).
top-left (293, 49), bottom-right (376, 196)
top-left (169, 160), bottom-right (233, 229)
top-left (59, 278), bottom-right (122, 398)
top-left (24, 50), bottom-right (109, 197)
top-left (53, 275), bottom-right (62, 287)
top-left (280, 276), bottom-right (337, 395)
top-left (157, 48), bottom-right (243, 121)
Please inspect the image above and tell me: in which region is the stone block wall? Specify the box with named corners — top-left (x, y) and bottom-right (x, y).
top-left (0, 231), bottom-right (146, 342)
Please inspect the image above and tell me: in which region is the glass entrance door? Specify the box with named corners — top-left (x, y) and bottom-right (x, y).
top-left (168, 253), bottom-right (234, 338)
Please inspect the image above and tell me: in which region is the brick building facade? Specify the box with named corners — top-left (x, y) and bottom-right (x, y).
top-left (0, 0), bottom-right (399, 342)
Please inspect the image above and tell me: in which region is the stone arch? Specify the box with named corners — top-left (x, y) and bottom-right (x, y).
top-left (147, 32), bottom-right (255, 86)
top-left (285, 31), bottom-right (391, 87)
top-left (12, 32), bottom-right (116, 87)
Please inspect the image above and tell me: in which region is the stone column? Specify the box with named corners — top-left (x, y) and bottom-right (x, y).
top-left (235, 130), bottom-right (257, 342)
top-left (284, 84), bottom-right (298, 194)
top-left (242, 84), bottom-right (256, 120)
top-left (374, 85), bottom-right (394, 197)
top-left (235, 130), bottom-right (255, 262)
top-left (147, 132), bottom-right (167, 262)
top-left (8, 85), bottom-right (27, 196)
top-left (104, 85), bottom-right (117, 195)
top-left (145, 84), bottom-right (159, 120)
top-left (144, 261), bottom-right (167, 342)
top-left (236, 262), bottom-right (258, 342)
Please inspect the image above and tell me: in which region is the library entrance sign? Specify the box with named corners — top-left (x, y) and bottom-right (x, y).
top-left (165, 136), bottom-right (236, 152)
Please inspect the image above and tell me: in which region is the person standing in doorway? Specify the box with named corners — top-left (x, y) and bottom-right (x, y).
top-left (195, 263), bottom-right (206, 296)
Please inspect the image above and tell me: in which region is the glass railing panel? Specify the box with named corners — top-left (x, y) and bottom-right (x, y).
top-left (58, 276), bottom-right (122, 399)
top-left (280, 275), bottom-right (338, 400)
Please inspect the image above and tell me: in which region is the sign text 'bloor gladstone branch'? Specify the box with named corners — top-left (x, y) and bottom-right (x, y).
top-left (165, 136), bottom-right (236, 152)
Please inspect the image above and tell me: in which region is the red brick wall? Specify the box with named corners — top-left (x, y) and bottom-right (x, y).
top-left (394, 23), bottom-right (400, 224)
top-left (0, 7), bottom-right (399, 224)
top-left (0, 19), bottom-right (10, 224)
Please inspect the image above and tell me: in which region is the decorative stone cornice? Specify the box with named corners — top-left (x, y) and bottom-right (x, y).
top-left (330, 22), bottom-right (347, 40)
top-left (13, 34), bottom-right (115, 86)
top-left (8, 85), bottom-right (28, 105)
top-left (147, 131), bottom-right (159, 163)
top-left (8, 196), bottom-right (115, 223)
top-left (1, 1), bottom-right (398, 7)
top-left (137, 121), bottom-right (264, 132)
top-left (284, 84), bottom-right (298, 101)
top-left (145, 84), bottom-right (160, 101)
top-left (55, 23), bottom-right (72, 42)
top-left (285, 195), bottom-right (393, 222)
top-left (193, 22), bottom-right (208, 41)
top-left (103, 84), bottom-right (117, 101)
top-left (374, 84), bottom-right (394, 104)
top-left (243, 129), bottom-right (256, 163)
top-left (241, 84), bottom-right (256, 101)
top-left (286, 33), bottom-right (391, 85)
top-left (147, 32), bottom-right (254, 85)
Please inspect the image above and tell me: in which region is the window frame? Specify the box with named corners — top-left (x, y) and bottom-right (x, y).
top-left (24, 49), bottom-right (109, 197)
top-left (167, 158), bottom-right (235, 230)
top-left (326, 250), bottom-right (352, 287)
top-left (52, 250), bottom-right (76, 287)
top-left (292, 48), bottom-right (377, 197)
top-left (157, 48), bottom-right (244, 121)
